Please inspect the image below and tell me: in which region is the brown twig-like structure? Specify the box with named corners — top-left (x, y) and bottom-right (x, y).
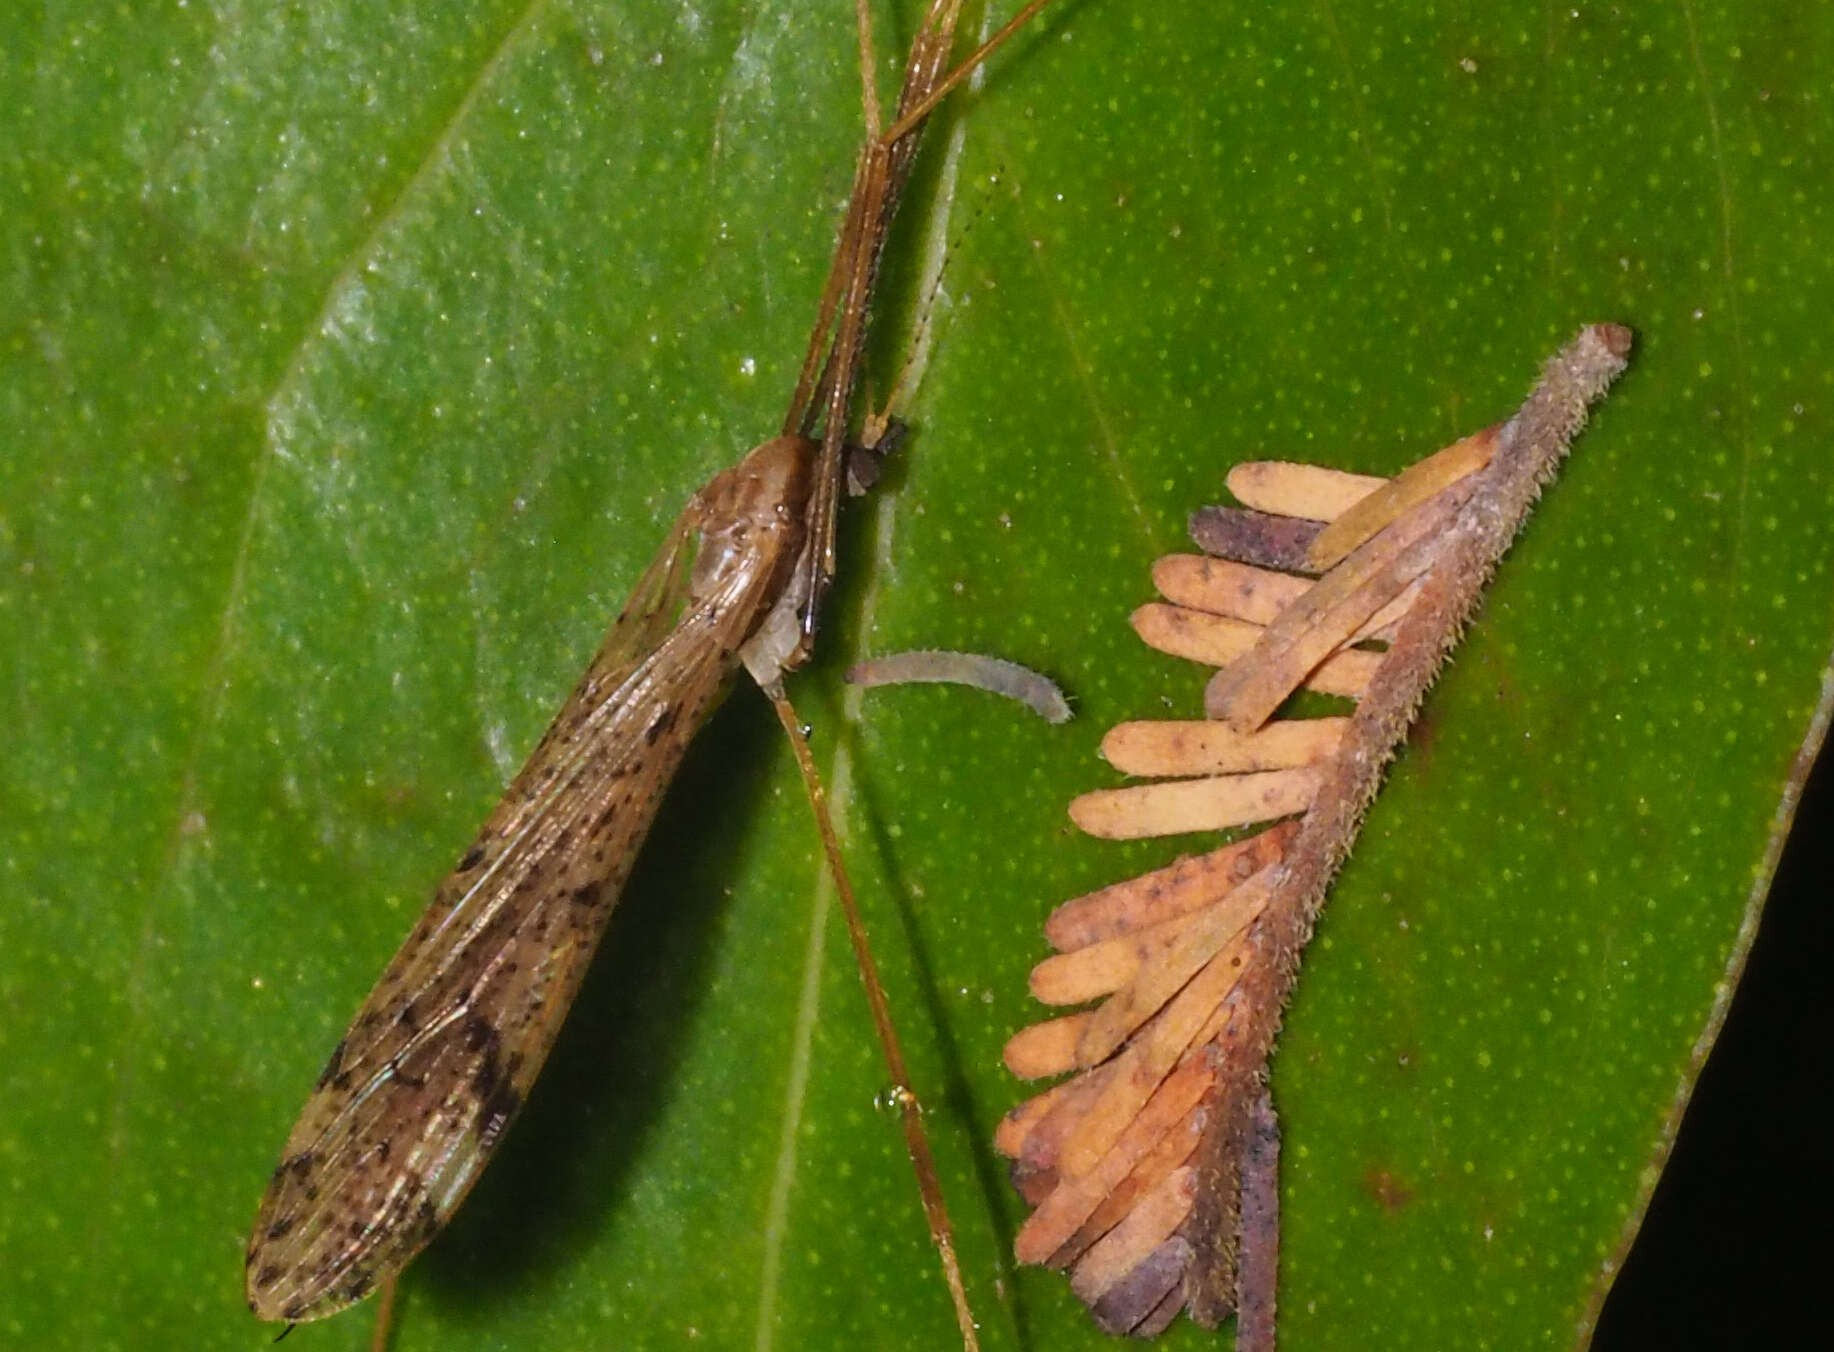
top-left (1000, 325), bottom-right (1633, 1340)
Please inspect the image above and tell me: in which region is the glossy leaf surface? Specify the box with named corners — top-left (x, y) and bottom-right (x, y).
top-left (2, 2), bottom-right (1829, 1348)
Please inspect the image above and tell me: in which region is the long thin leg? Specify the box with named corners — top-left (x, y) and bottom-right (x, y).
top-left (762, 679), bottom-right (982, 1352)
top-left (366, 1274), bottom-right (398, 1352)
top-left (747, 6), bottom-right (1074, 1347)
top-left (884, 0), bottom-right (1058, 142)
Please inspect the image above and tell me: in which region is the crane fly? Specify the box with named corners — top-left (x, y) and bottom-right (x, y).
top-left (245, 0), bottom-right (1062, 1341)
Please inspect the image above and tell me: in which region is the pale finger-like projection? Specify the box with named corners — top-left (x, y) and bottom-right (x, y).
top-left (1001, 324), bottom-right (1634, 1340)
top-left (847, 649), bottom-right (1074, 723)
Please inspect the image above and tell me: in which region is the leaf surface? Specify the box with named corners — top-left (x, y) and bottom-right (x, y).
top-left (2, 2), bottom-right (1829, 1348)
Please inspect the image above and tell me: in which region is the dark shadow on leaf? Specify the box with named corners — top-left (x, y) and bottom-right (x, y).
top-left (842, 733), bottom-right (1037, 1348)
top-left (810, 458), bottom-right (1038, 1346)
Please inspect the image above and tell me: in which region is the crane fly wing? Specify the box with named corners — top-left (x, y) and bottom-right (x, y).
top-left (247, 451), bottom-right (805, 1321)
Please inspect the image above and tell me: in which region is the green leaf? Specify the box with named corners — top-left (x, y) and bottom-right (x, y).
top-left (3, 2), bottom-right (1828, 1349)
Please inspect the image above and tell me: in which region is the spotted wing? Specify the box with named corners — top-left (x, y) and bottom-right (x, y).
top-left (246, 508), bottom-right (781, 1322)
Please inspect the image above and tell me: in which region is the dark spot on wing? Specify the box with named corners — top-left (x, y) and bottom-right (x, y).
top-left (334, 1268), bottom-right (375, 1306)
top-left (593, 797), bottom-right (622, 833)
top-left (390, 1057), bottom-right (427, 1090)
top-left (253, 1264), bottom-right (281, 1289)
top-left (412, 1196), bottom-right (442, 1244)
top-left (457, 844), bottom-right (486, 871)
top-left (570, 883), bottom-right (599, 907)
top-left (264, 1216), bottom-right (294, 1241)
top-left (396, 1000), bottom-right (419, 1031)
top-left (460, 1008), bottom-right (525, 1155)
top-left (463, 1013), bottom-right (499, 1054)
top-left (476, 1072), bottom-right (524, 1156)
top-left (644, 705), bottom-right (676, 745)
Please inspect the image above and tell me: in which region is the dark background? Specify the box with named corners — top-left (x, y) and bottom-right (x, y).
top-left (1593, 735), bottom-right (1832, 1347)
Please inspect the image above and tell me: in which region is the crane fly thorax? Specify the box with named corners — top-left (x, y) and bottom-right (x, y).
top-left (677, 433), bottom-right (826, 686)
top-left (687, 433), bottom-right (816, 609)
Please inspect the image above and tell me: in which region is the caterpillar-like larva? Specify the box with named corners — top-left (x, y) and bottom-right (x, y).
top-left (1001, 325), bottom-right (1633, 1341)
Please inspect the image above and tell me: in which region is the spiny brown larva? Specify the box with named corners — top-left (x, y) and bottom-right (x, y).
top-left (1001, 324), bottom-right (1633, 1340)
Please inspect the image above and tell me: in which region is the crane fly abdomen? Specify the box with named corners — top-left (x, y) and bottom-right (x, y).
top-left (246, 434), bottom-right (816, 1322)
